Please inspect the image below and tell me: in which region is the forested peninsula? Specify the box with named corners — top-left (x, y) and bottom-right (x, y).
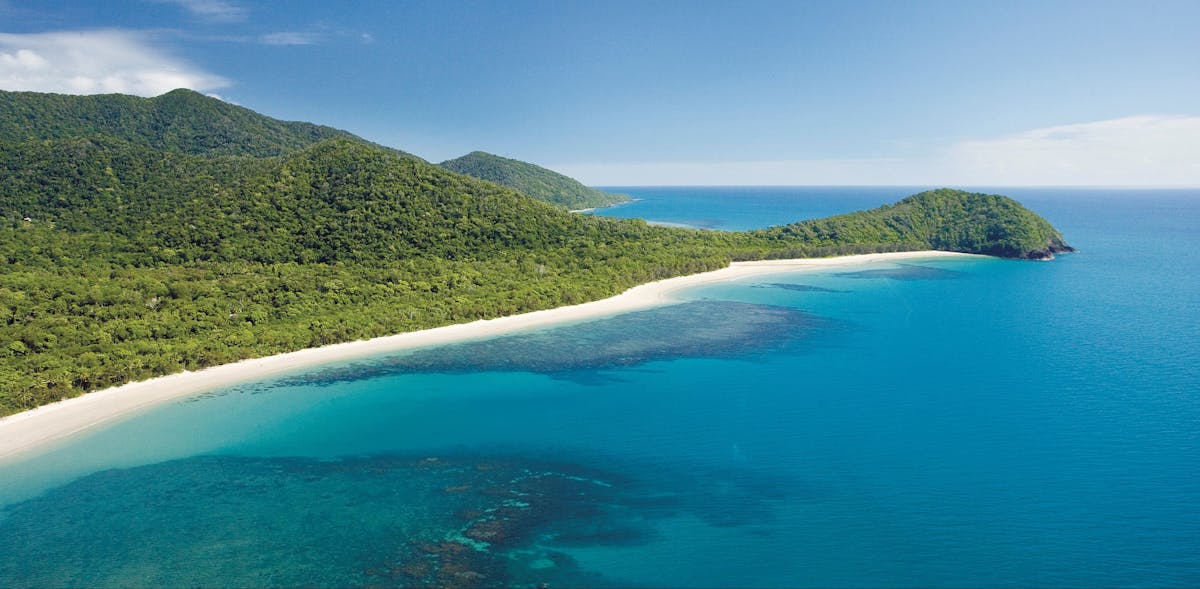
top-left (0, 89), bottom-right (1071, 416)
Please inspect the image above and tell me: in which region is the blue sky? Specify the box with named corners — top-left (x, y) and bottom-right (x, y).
top-left (1, 0), bottom-right (1197, 185)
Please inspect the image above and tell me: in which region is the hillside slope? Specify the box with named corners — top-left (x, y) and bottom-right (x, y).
top-left (0, 88), bottom-right (419, 160)
top-left (1, 138), bottom-right (608, 264)
top-left (752, 188), bottom-right (1073, 260)
top-left (439, 151), bottom-right (629, 210)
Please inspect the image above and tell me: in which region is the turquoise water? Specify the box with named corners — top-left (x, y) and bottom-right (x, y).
top-left (591, 185), bottom-right (918, 230)
top-left (2, 188), bottom-right (1198, 587)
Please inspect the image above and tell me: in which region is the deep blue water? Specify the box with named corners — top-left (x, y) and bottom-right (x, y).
top-left (1, 187), bottom-right (1197, 587)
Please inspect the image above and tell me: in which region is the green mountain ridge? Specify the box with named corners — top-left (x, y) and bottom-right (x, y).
top-left (0, 88), bottom-right (420, 160)
top-left (0, 89), bottom-right (1071, 415)
top-left (439, 150), bottom-right (630, 210)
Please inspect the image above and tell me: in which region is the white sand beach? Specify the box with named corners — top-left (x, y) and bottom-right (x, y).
top-left (0, 251), bottom-right (979, 461)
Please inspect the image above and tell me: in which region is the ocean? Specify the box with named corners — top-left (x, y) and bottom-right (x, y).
top-left (1, 187), bottom-right (1197, 587)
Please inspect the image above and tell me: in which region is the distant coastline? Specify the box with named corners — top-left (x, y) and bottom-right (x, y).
top-left (569, 197), bottom-right (640, 214)
top-left (0, 251), bottom-right (980, 463)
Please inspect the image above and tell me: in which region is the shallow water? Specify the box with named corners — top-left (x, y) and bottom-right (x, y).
top-left (2, 188), bottom-right (1197, 587)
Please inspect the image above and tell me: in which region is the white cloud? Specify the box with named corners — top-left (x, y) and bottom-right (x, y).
top-left (554, 116), bottom-right (1200, 187)
top-left (944, 116), bottom-right (1200, 186)
top-left (0, 30), bottom-right (229, 97)
top-left (204, 92), bottom-right (238, 104)
top-left (152, 0), bottom-right (247, 23)
top-left (259, 31), bottom-right (320, 46)
top-left (0, 48), bottom-right (47, 69)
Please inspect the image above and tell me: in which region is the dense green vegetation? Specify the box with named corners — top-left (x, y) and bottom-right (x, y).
top-left (0, 88), bottom-right (418, 160)
top-left (751, 188), bottom-right (1073, 260)
top-left (0, 89), bottom-right (1070, 416)
top-left (439, 151), bottom-right (629, 210)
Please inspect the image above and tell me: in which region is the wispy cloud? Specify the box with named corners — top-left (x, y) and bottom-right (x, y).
top-left (152, 0), bottom-right (247, 23)
top-left (0, 30), bottom-right (230, 96)
top-left (554, 116), bottom-right (1200, 187)
top-left (259, 31), bottom-right (321, 46)
top-left (944, 116), bottom-right (1200, 186)
top-left (553, 158), bottom-right (918, 187)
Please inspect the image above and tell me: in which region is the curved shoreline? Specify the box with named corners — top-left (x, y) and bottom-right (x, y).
top-left (0, 251), bottom-right (980, 462)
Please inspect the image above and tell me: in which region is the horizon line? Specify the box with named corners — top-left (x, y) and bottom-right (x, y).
top-left (589, 184), bottom-right (1200, 189)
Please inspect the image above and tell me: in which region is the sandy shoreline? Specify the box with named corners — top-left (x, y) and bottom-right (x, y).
top-left (0, 250), bottom-right (977, 462)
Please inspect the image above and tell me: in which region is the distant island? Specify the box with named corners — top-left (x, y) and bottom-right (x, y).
top-left (439, 150), bottom-right (630, 210)
top-left (0, 88), bottom-right (1071, 416)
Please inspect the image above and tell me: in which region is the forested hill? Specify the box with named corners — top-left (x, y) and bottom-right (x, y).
top-left (439, 151), bottom-right (630, 210)
top-left (0, 138), bottom-right (639, 265)
top-left (0, 88), bottom-right (419, 160)
top-left (0, 89), bottom-right (1071, 416)
top-left (751, 189), bottom-right (1074, 260)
